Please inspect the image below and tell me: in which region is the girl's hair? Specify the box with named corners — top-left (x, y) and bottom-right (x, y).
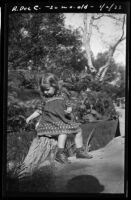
top-left (39, 73), bottom-right (59, 96)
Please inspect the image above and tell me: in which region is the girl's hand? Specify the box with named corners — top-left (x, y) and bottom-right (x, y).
top-left (65, 107), bottom-right (72, 114)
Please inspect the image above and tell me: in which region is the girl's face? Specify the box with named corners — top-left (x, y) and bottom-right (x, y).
top-left (44, 86), bottom-right (55, 97)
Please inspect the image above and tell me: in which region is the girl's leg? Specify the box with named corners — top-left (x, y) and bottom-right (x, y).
top-left (75, 129), bottom-right (93, 159)
top-left (74, 129), bottom-right (83, 148)
top-left (55, 134), bottom-right (69, 164)
top-left (57, 134), bottom-right (67, 148)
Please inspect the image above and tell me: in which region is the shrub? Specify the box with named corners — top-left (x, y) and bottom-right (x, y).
top-left (69, 91), bottom-right (117, 123)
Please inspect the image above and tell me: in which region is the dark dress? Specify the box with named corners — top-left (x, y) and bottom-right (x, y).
top-left (36, 94), bottom-right (81, 136)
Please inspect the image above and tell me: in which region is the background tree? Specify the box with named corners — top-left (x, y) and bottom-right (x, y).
top-left (8, 13), bottom-right (84, 75)
top-left (81, 13), bottom-right (126, 82)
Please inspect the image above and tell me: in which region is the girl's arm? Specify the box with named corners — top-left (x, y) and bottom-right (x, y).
top-left (26, 110), bottom-right (41, 124)
top-left (64, 106), bottom-right (72, 114)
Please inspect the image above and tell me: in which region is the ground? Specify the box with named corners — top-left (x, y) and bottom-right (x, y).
top-left (48, 108), bottom-right (126, 193)
top-left (6, 108), bottom-right (126, 195)
top-left (50, 136), bottom-right (125, 193)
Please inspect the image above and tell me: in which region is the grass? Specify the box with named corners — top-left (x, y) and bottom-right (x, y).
top-left (5, 164), bottom-right (56, 194)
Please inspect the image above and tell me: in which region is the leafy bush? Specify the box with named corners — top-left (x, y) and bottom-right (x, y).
top-left (7, 130), bottom-right (36, 164)
top-left (68, 90), bottom-right (117, 123)
top-left (7, 103), bottom-right (26, 132)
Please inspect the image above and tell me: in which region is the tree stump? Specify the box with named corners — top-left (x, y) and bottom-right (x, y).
top-left (17, 136), bottom-right (57, 178)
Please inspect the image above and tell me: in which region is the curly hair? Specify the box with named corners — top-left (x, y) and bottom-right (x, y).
top-left (39, 73), bottom-right (59, 97)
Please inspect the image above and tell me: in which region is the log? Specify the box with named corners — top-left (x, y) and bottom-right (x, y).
top-left (65, 119), bottom-right (119, 155)
top-left (17, 136), bottom-right (57, 178)
top-left (81, 119), bottom-right (119, 151)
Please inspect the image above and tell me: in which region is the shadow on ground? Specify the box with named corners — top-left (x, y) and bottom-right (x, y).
top-left (66, 175), bottom-right (104, 193)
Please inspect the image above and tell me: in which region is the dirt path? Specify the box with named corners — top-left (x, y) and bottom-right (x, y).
top-left (51, 136), bottom-right (125, 193)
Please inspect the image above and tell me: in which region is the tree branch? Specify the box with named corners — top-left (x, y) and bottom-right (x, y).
top-left (120, 15), bottom-right (125, 41)
top-left (92, 14), bottom-right (105, 20)
top-left (77, 26), bottom-right (84, 33)
top-left (83, 14), bottom-right (97, 73)
top-left (92, 24), bottom-right (104, 35)
top-left (104, 14), bottom-right (123, 21)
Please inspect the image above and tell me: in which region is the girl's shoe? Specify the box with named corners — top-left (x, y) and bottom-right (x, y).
top-left (76, 147), bottom-right (93, 159)
top-left (55, 151), bottom-right (69, 164)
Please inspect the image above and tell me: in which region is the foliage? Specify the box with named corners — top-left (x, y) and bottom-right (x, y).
top-left (70, 91), bottom-right (117, 123)
top-left (8, 13), bottom-right (125, 97)
top-left (7, 130), bottom-right (36, 164)
top-left (6, 164), bottom-right (56, 192)
top-left (8, 13), bottom-right (85, 75)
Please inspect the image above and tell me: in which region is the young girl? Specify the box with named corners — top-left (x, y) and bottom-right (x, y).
top-left (26, 73), bottom-right (93, 164)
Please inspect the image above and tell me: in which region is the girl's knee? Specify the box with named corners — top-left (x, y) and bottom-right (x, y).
top-left (76, 128), bottom-right (82, 136)
top-left (78, 128), bottom-right (82, 134)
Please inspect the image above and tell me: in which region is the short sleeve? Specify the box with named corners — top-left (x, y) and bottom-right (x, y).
top-left (61, 93), bottom-right (71, 108)
top-left (35, 99), bottom-right (45, 112)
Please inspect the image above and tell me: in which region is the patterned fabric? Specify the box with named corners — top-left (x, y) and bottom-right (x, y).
top-left (36, 94), bottom-right (81, 136)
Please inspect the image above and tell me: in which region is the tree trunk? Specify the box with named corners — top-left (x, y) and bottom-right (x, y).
top-left (95, 37), bottom-right (125, 81)
top-left (83, 14), bottom-right (97, 73)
